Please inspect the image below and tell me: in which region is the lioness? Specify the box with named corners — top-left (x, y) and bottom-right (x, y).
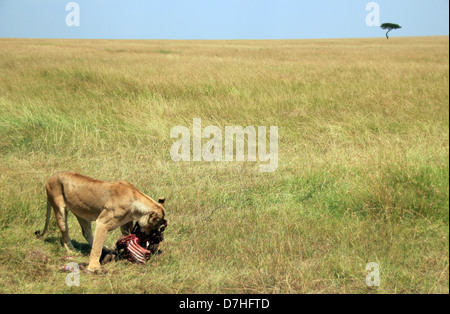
top-left (36, 172), bottom-right (166, 271)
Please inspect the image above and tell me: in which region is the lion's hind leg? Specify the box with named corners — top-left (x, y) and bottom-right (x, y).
top-left (46, 175), bottom-right (76, 251)
top-left (50, 197), bottom-right (76, 251)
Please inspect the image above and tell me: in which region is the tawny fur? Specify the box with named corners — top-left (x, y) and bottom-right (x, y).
top-left (38, 172), bottom-right (165, 271)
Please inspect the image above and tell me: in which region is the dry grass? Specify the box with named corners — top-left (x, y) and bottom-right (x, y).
top-left (0, 36), bottom-right (448, 293)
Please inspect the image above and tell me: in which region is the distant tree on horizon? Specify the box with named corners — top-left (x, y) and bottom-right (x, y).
top-left (380, 23), bottom-right (402, 39)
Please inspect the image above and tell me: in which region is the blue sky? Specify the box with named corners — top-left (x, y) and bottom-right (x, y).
top-left (0, 0), bottom-right (448, 39)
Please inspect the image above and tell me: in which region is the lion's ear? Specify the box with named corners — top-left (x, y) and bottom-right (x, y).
top-left (158, 197), bottom-right (166, 205)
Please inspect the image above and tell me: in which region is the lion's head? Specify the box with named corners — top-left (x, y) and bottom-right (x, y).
top-left (138, 197), bottom-right (166, 235)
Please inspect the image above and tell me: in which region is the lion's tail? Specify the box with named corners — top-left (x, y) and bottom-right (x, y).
top-left (35, 200), bottom-right (52, 238)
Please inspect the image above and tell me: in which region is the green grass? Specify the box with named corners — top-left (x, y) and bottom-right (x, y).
top-left (0, 36), bottom-right (448, 293)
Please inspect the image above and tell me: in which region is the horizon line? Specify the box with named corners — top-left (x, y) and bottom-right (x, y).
top-left (1, 35), bottom-right (448, 41)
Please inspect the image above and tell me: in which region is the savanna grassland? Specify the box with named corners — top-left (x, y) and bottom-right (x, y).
top-left (0, 36), bottom-right (448, 294)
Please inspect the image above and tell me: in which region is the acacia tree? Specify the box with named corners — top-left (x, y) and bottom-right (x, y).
top-left (380, 23), bottom-right (402, 39)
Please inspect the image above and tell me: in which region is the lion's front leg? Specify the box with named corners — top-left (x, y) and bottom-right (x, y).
top-left (120, 221), bottom-right (133, 236)
top-left (87, 221), bottom-right (109, 271)
top-left (76, 216), bottom-right (94, 247)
